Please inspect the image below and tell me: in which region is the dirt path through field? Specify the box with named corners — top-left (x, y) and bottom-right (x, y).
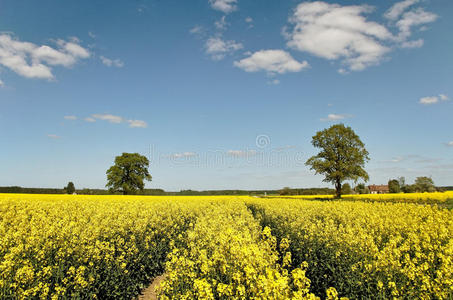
top-left (137, 275), bottom-right (165, 300)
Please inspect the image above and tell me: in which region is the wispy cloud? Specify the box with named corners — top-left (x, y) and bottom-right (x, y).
top-left (446, 141), bottom-right (453, 147)
top-left (267, 79), bottom-right (280, 85)
top-left (84, 117), bottom-right (96, 122)
top-left (234, 50), bottom-right (308, 74)
top-left (91, 113), bottom-right (123, 123)
top-left (245, 17), bottom-right (254, 28)
top-left (419, 94), bottom-right (449, 105)
top-left (384, 0), bottom-right (419, 20)
top-left (205, 37), bottom-right (243, 60)
top-left (189, 25), bottom-right (204, 35)
top-left (215, 16), bottom-right (228, 30)
top-left (439, 94), bottom-right (449, 101)
top-left (100, 56), bottom-right (124, 68)
top-left (127, 119), bottom-right (148, 128)
top-left (0, 34), bottom-right (90, 80)
top-left (0, 79), bottom-right (4, 87)
top-left (394, 8), bottom-right (437, 42)
top-left (47, 134), bottom-right (61, 139)
top-left (85, 114), bottom-right (148, 128)
top-left (320, 113), bottom-right (352, 122)
top-left (419, 96), bottom-right (438, 105)
top-left (64, 115), bottom-right (77, 120)
top-left (382, 154), bottom-right (441, 164)
top-left (383, 156), bottom-right (405, 163)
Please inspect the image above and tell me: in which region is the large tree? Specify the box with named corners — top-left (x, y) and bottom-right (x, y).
top-left (106, 153), bottom-right (152, 195)
top-left (388, 179), bottom-right (400, 193)
top-left (414, 176), bottom-right (436, 192)
top-left (306, 124), bottom-right (370, 198)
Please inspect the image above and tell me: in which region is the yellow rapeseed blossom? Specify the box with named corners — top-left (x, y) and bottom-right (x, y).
top-left (0, 193), bottom-right (451, 299)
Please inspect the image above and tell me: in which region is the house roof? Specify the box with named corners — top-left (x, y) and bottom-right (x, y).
top-left (368, 184), bottom-right (389, 191)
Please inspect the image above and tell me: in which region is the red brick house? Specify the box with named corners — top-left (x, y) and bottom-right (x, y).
top-left (368, 184), bottom-right (389, 194)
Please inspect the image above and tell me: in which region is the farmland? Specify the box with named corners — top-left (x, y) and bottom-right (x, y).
top-left (1, 193), bottom-right (452, 299)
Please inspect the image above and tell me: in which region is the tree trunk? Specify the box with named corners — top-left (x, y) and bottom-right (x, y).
top-left (335, 179), bottom-right (341, 199)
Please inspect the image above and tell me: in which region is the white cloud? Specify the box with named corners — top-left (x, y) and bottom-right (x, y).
top-left (87, 114), bottom-right (147, 128)
top-left (209, 0), bottom-right (237, 14)
top-left (400, 39), bottom-right (424, 48)
top-left (64, 115), bottom-right (77, 120)
top-left (388, 156), bottom-right (404, 163)
top-left (100, 56), bottom-right (124, 68)
top-left (91, 114), bottom-right (123, 123)
top-left (245, 17), bottom-right (254, 28)
top-left (205, 37), bottom-right (243, 60)
top-left (383, 1), bottom-right (437, 49)
top-left (215, 16), bottom-right (228, 30)
top-left (170, 152), bottom-right (197, 159)
top-left (88, 31), bottom-right (96, 39)
top-left (190, 25), bottom-right (204, 35)
top-left (127, 119), bottom-right (148, 128)
top-left (384, 0), bottom-right (419, 20)
top-left (286, 2), bottom-right (392, 71)
top-left (267, 79), bottom-right (280, 85)
top-left (419, 96), bottom-right (438, 105)
top-left (320, 113), bottom-right (351, 121)
top-left (0, 79), bottom-right (4, 87)
top-left (84, 117), bottom-right (96, 122)
top-left (227, 150), bottom-right (257, 157)
top-left (0, 34), bottom-right (90, 80)
top-left (395, 8), bottom-right (437, 41)
top-left (439, 94), bottom-right (449, 101)
top-left (234, 49), bottom-right (309, 74)
top-left (47, 134), bottom-right (60, 139)
top-left (419, 94), bottom-right (449, 105)
top-left (446, 141), bottom-right (453, 147)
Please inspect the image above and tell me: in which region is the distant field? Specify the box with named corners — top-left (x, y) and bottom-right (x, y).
top-left (267, 191), bottom-right (453, 204)
top-left (1, 194), bottom-right (452, 299)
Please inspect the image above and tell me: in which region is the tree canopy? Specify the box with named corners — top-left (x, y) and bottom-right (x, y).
top-left (306, 124), bottom-right (369, 198)
top-left (106, 153), bottom-right (152, 195)
top-left (388, 179), bottom-right (400, 193)
top-left (414, 176), bottom-right (436, 192)
top-left (65, 182), bottom-right (75, 194)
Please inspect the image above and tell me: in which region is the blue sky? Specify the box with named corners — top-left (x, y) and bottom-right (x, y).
top-left (0, 0), bottom-right (452, 191)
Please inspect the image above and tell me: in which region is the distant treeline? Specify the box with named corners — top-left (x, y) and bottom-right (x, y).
top-left (2, 186), bottom-right (450, 196)
top-left (0, 186), bottom-right (334, 196)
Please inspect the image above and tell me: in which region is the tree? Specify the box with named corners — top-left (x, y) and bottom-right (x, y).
top-left (106, 153), bottom-right (152, 195)
top-left (65, 182), bottom-right (75, 194)
top-left (354, 183), bottom-right (369, 194)
top-left (306, 124), bottom-right (370, 198)
top-left (414, 176), bottom-right (436, 193)
top-left (398, 177), bottom-right (406, 188)
top-left (280, 187), bottom-right (292, 196)
top-left (388, 179), bottom-right (400, 193)
top-left (341, 183), bottom-right (352, 195)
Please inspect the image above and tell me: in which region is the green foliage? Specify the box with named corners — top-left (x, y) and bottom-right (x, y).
top-left (354, 183), bottom-right (369, 194)
top-left (341, 183), bottom-right (352, 195)
top-left (306, 124), bottom-right (370, 198)
top-left (280, 187), bottom-right (292, 195)
top-left (106, 153), bottom-right (152, 195)
top-left (388, 179), bottom-right (400, 193)
top-left (414, 176), bottom-right (436, 193)
top-left (65, 182), bottom-right (75, 194)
